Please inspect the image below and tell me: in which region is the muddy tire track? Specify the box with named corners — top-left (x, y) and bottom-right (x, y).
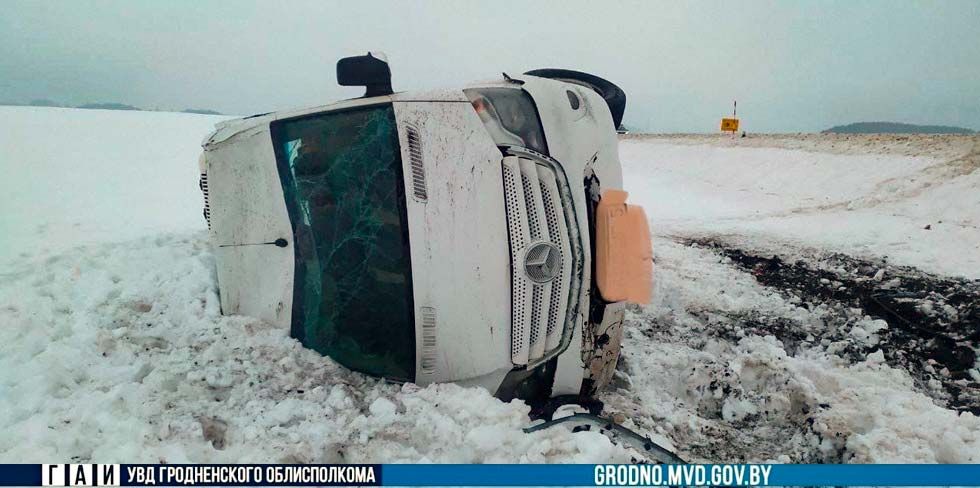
top-left (689, 238), bottom-right (980, 414)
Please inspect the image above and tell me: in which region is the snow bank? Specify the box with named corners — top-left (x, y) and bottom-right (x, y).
top-left (0, 232), bottom-right (635, 462)
top-left (0, 107), bottom-right (634, 463)
top-left (620, 138), bottom-right (980, 278)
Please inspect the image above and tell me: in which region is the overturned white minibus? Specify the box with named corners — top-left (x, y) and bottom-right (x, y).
top-left (199, 53), bottom-right (652, 404)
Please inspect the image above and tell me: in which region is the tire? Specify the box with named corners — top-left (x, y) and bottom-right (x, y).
top-left (524, 69), bottom-right (626, 130)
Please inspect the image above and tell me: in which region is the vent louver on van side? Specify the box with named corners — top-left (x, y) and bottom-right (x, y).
top-left (200, 172), bottom-right (211, 228)
top-left (406, 126), bottom-right (427, 201)
top-left (419, 306), bottom-right (438, 375)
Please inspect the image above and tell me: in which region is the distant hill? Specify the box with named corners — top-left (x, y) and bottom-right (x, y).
top-left (30, 99), bottom-right (64, 107)
top-left (824, 122), bottom-right (974, 134)
top-left (1, 101), bottom-right (229, 116)
top-left (77, 102), bottom-right (141, 111)
top-left (182, 108), bottom-right (223, 115)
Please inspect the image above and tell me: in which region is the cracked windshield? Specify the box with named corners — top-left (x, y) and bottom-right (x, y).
top-left (274, 104), bottom-right (415, 381)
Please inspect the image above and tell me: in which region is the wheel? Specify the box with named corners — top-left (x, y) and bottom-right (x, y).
top-left (524, 69), bottom-right (626, 130)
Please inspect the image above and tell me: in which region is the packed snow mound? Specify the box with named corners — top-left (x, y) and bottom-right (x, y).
top-left (0, 107), bottom-right (635, 463)
top-left (0, 233), bottom-right (633, 463)
top-left (620, 136), bottom-right (980, 278)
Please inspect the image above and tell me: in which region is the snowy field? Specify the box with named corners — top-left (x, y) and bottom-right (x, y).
top-left (1, 106), bottom-right (977, 463)
top-left (621, 134), bottom-right (980, 279)
top-left (613, 135), bottom-right (979, 462)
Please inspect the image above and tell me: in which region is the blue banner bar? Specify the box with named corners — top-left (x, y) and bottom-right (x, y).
top-left (3, 463), bottom-right (980, 486)
top-left (0, 465), bottom-right (40, 487)
top-left (770, 465), bottom-right (980, 486)
top-left (384, 464), bottom-right (980, 487)
top-left (379, 464), bottom-right (980, 486)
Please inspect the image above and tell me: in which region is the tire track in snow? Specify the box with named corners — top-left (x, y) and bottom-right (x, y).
top-left (691, 237), bottom-right (980, 414)
top-left (600, 237), bottom-right (980, 463)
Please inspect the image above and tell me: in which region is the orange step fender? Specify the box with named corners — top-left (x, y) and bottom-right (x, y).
top-left (594, 189), bottom-right (653, 304)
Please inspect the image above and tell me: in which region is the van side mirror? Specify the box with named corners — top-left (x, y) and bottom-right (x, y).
top-left (337, 52), bottom-right (393, 98)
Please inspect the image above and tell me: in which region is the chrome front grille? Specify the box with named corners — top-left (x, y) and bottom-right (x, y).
top-left (502, 155), bottom-right (575, 366)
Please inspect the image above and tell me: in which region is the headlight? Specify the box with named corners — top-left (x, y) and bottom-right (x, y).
top-left (464, 87), bottom-right (548, 155)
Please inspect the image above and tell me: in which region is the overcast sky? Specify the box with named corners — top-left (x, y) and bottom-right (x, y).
top-left (2, 0), bottom-right (979, 132)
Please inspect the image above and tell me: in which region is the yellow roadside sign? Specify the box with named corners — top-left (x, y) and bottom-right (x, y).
top-left (721, 118), bottom-right (739, 132)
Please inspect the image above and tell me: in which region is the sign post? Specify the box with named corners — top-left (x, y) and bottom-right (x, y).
top-left (720, 100), bottom-right (739, 137)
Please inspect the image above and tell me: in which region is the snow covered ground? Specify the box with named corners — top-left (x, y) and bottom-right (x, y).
top-left (1, 107), bottom-right (977, 463)
top-left (620, 135), bottom-right (980, 279)
top-left (606, 135), bottom-right (980, 462)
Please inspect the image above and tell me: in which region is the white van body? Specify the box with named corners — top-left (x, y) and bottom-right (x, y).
top-left (200, 68), bottom-right (633, 401)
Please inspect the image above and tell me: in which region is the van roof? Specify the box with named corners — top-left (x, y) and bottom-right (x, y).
top-left (202, 79), bottom-right (522, 149)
